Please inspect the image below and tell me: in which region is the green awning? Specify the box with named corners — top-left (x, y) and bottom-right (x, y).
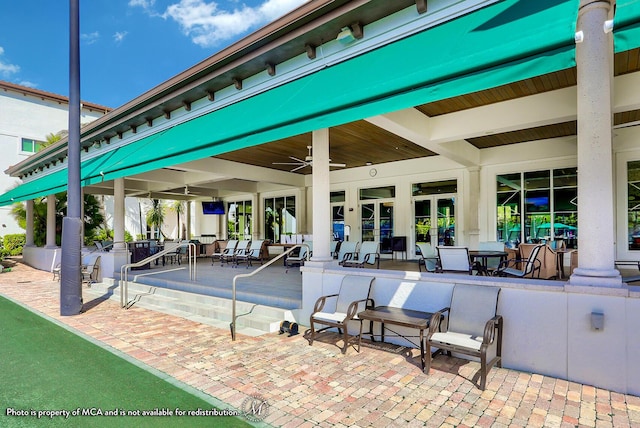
top-left (0, 0), bottom-right (579, 205)
top-left (614, 0), bottom-right (640, 52)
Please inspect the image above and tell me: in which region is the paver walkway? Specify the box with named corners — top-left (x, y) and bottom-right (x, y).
top-left (1, 260), bottom-right (639, 427)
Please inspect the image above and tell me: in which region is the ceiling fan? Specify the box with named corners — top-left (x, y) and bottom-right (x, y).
top-left (273, 145), bottom-right (346, 172)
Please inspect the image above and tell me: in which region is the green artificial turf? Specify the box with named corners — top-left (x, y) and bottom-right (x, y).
top-left (0, 295), bottom-right (251, 427)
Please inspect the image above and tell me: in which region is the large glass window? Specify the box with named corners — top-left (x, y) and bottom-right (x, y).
top-left (497, 168), bottom-right (577, 248)
top-left (628, 161), bottom-right (640, 250)
top-left (360, 186), bottom-right (395, 253)
top-left (227, 200), bottom-right (252, 240)
top-left (264, 196), bottom-right (296, 243)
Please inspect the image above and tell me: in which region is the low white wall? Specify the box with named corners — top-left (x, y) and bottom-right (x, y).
top-left (301, 264), bottom-right (640, 396)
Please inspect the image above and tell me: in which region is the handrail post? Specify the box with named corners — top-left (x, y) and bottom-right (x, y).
top-left (231, 244), bottom-right (303, 340)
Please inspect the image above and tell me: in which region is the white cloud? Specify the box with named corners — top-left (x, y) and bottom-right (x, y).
top-left (17, 80), bottom-right (37, 88)
top-left (114, 31), bottom-right (129, 43)
top-left (128, 0), bottom-right (156, 9)
top-left (0, 46), bottom-right (20, 77)
top-left (81, 31), bottom-right (100, 45)
top-left (162, 0), bottom-right (308, 47)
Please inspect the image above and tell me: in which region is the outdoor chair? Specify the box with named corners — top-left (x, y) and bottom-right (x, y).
top-left (337, 241), bottom-right (359, 266)
top-left (212, 239), bottom-right (237, 266)
top-left (342, 241), bottom-right (380, 269)
top-left (308, 275), bottom-right (375, 354)
top-left (166, 243), bottom-right (188, 265)
top-left (520, 243), bottom-right (558, 279)
top-left (330, 240), bottom-right (341, 259)
top-left (94, 240), bottom-right (105, 252)
top-left (285, 241), bottom-right (312, 273)
top-left (234, 239), bottom-right (266, 268)
top-left (426, 284), bottom-right (503, 390)
top-left (226, 240), bottom-right (250, 266)
top-left (436, 246), bottom-right (478, 274)
top-left (416, 243), bottom-right (438, 272)
top-left (493, 243), bottom-right (543, 278)
top-left (81, 254), bottom-right (101, 285)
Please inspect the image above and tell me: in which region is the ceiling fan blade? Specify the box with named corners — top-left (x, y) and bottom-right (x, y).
top-left (329, 162), bottom-right (346, 168)
top-left (273, 162), bottom-right (303, 165)
top-left (289, 156), bottom-right (306, 163)
top-left (290, 164), bottom-right (308, 172)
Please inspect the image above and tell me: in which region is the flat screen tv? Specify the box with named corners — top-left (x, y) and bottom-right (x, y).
top-left (202, 201), bottom-right (225, 215)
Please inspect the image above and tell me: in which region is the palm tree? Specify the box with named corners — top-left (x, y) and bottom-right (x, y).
top-left (170, 200), bottom-right (186, 240)
top-left (42, 130), bottom-right (68, 148)
top-left (146, 199), bottom-right (165, 240)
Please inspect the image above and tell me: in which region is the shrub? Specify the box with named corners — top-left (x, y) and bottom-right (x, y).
top-left (4, 234), bottom-right (26, 256)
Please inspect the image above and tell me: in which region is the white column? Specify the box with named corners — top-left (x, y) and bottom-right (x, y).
top-left (466, 167), bottom-right (480, 249)
top-left (46, 194), bottom-right (57, 248)
top-left (25, 199), bottom-right (34, 246)
top-left (569, 0), bottom-right (621, 286)
top-left (186, 201), bottom-right (192, 240)
top-left (310, 128), bottom-right (332, 261)
top-left (113, 178), bottom-right (126, 251)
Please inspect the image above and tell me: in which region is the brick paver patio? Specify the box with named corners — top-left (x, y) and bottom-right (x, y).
top-left (1, 259), bottom-right (639, 427)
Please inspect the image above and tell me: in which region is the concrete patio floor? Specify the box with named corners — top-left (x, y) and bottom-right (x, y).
top-left (1, 259), bottom-right (639, 427)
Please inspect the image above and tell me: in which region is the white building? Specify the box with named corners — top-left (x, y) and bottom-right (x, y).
top-left (0, 80), bottom-right (109, 235)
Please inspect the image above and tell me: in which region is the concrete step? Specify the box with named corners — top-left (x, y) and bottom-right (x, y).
top-left (86, 280), bottom-right (293, 337)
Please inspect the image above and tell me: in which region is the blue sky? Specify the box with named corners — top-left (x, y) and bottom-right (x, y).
top-left (0, 0), bottom-right (307, 108)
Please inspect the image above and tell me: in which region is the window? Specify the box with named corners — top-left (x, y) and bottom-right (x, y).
top-left (497, 168), bottom-right (577, 248)
top-left (21, 138), bottom-right (46, 153)
top-left (628, 161), bottom-right (640, 250)
top-left (331, 191), bottom-right (345, 240)
top-left (264, 196), bottom-right (296, 243)
top-left (227, 200), bottom-right (252, 240)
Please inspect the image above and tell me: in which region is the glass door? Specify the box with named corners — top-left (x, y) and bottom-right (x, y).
top-left (360, 201), bottom-right (395, 253)
top-left (413, 195), bottom-right (456, 250)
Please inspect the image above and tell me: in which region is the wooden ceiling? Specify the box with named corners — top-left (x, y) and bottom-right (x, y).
top-left (215, 48), bottom-right (640, 173)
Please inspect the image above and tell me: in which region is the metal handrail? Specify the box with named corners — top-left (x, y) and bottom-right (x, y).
top-left (230, 243), bottom-right (310, 340)
top-left (120, 242), bottom-right (197, 308)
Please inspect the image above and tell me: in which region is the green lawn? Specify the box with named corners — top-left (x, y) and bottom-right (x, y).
top-left (0, 295), bottom-right (251, 427)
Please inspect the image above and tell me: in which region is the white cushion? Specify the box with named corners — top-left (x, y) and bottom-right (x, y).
top-left (430, 331), bottom-right (482, 351)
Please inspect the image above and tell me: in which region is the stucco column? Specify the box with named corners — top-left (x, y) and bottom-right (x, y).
top-left (466, 167), bottom-right (480, 249)
top-left (25, 199), bottom-right (34, 246)
top-left (310, 128), bottom-right (332, 261)
top-left (569, 0), bottom-right (621, 287)
top-left (113, 178), bottom-right (126, 251)
top-left (46, 194), bottom-right (57, 248)
top-left (186, 200), bottom-right (192, 239)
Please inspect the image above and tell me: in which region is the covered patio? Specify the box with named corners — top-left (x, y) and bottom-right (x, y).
top-left (2, 0), bottom-right (640, 395)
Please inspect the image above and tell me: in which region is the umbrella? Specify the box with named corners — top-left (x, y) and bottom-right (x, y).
top-left (536, 222), bottom-right (576, 230)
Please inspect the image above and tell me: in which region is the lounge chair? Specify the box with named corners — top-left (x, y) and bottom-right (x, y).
top-left (436, 246), bottom-right (477, 274)
top-left (212, 240), bottom-right (237, 266)
top-left (416, 243), bottom-right (437, 272)
top-left (285, 241), bottom-right (312, 272)
top-left (337, 241), bottom-right (359, 266)
top-left (342, 241), bottom-right (380, 268)
top-left (494, 243), bottom-right (543, 278)
top-left (330, 240), bottom-right (341, 259)
top-left (426, 284), bottom-right (503, 390)
top-left (227, 240), bottom-right (250, 266)
top-left (308, 275), bottom-right (375, 354)
top-left (234, 239), bottom-right (266, 268)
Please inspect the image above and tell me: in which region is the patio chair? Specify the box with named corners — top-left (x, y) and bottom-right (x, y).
top-left (342, 241), bottom-right (380, 268)
top-left (234, 239), bottom-right (266, 268)
top-left (436, 246), bottom-right (478, 274)
top-left (227, 240), bottom-right (250, 266)
top-left (520, 243), bottom-right (558, 279)
top-left (477, 241), bottom-right (507, 274)
top-left (285, 241), bottom-right (312, 273)
top-left (212, 240), bottom-right (237, 266)
top-left (81, 254), bottom-right (101, 285)
top-left (337, 241), bottom-right (359, 266)
top-left (426, 284), bottom-right (503, 390)
top-left (493, 243), bottom-right (543, 278)
top-left (416, 243), bottom-right (438, 272)
top-left (308, 275), bottom-right (375, 354)
top-left (330, 240), bottom-right (341, 259)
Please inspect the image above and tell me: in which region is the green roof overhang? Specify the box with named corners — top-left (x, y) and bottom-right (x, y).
top-left (0, 0), bottom-right (580, 206)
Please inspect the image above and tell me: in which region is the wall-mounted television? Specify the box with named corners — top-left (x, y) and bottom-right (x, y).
top-left (202, 201), bottom-right (225, 215)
